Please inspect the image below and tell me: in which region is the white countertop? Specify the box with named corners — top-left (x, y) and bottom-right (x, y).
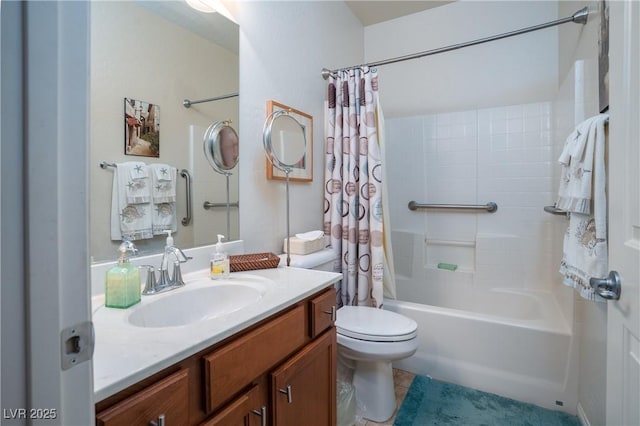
top-left (92, 266), bottom-right (341, 402)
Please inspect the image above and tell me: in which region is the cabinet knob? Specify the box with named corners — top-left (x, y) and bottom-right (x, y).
top-left (251, 406), bottom-right (267, 426)
top-left (278, 384), bottom-right (293, 404)
top-left (149, 414), bottom-right (165, 426)
top-left (323, 306), bottom-right (336, 322)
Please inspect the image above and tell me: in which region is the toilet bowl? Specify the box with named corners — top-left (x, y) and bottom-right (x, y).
top-left (336, 306), bottom-right (418, 422)
top-left (283, 248), bottom-right (419, 422)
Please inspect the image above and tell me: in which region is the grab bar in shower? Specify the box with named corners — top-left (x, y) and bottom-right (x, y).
top-left (543, 205), bottom-right (568, 216)
top-left (180, 169), bottom-right (192, 226)
top-left (408, 201), bottom-right (498, 213)
top-left (203, 201), bottom-right (239, 209)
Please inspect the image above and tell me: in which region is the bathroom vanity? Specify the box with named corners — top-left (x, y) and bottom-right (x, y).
top-left (92, 267), bottom-right (340, 426)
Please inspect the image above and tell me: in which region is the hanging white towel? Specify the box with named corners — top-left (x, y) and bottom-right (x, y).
top-left (150, 163), bottom-right (176, 203)
top-left (151, 202), bottom-right (177, 235)
top-left (123, 161), bottom-right (151, 204)
top-left (149, 163), bottom-right (177, 235)
top-left (556, 115), bottom-right (605, 214)
top-left (110, 163), bottom-right (153, 241)
top-left (559, 114), bottom-right (608, 302)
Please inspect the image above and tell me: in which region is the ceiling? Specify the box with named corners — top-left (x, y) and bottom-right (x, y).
top-left (134, 0), bottom-right (239, 53)
top-left (345, 1), bottom-right (455, 26)
top-left (133, 1), bottom-right (453, 54)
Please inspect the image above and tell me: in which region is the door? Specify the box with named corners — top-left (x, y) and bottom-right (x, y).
top-left (271, 330), bottom-right (336, 426)
top-left (607, 1), bottom-right (640, 425)
top-left (22, 1), bottom-right (94, 425)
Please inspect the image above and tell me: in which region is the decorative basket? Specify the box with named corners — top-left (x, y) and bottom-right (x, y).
top-left (229, 252), bottom-right (280, 272)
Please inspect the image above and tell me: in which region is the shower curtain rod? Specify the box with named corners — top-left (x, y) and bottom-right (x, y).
top-left (183, 92), bottom-right (239, 108)
top-left (321, 6), bottom-right (589, 79)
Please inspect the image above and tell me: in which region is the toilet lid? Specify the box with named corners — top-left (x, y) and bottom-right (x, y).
top-left (336, 306), bottom-right (417, 342)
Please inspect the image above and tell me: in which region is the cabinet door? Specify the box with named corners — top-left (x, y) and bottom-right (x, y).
top-left (309, 288), bottom-right (337, 338)
top-left (96, 369), bottom-right (189, 426)
top-left (200, 384), bottom-right (267, 426)
top-left (204, 305), bottom-right (306, 413)
top-left (271, 329), bottom-right (336, 426)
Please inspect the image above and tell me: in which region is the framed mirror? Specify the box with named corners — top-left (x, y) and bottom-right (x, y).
top-left (265, 100), bottom-right (313, 181)
top-left (89, 1), bottom-right (239, 262)
top-left (263, 102), bottom-right (311, 266)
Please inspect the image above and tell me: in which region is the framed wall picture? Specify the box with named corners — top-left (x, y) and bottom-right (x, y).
top-left (124, 97), bottom-right (160, 157)
top-left (266, 100), bottom-right (313, 182)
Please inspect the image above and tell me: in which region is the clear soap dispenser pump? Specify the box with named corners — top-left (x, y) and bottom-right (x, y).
top-left (210, 234), bottom-right (230, 280)
top-left (105, 241), bottom-right (141, 309)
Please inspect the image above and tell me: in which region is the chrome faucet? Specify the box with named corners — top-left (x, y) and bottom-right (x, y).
top-left (141, 245), bottom-right (192, 295)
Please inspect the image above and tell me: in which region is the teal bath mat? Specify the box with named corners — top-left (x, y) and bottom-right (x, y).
top-left (394, 376), bottom-right (581, 426)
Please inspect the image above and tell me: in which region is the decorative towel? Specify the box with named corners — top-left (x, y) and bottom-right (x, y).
top-left (110, 162), bottom-right (153, 241)
top-left (149, 163), bottom-right (177, 235)
top-left (556, 115), bottom-right (605, 214)
top-left (124, 161), bottom-right (150, 204)
top-left (558, 114), bottom-right (608, 302)
top-left (151, 202), bottom-right (177, 235)
top-left (150, 163), bottom-right (176, 203)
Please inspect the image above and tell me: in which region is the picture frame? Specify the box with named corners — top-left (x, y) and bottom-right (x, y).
top-left (266, 100), bottom-right (313, 182)
top-left (124, 97), bottom-right (160, 157)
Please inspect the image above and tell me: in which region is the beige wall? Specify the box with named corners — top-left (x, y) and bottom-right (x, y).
top-left (90, 1), bottom-right (238, 261)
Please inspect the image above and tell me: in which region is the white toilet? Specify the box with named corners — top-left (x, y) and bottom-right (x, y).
top-left (284, 248), bottom-right (419, 422)
top-left (336, 306), bottom-right (418, 422)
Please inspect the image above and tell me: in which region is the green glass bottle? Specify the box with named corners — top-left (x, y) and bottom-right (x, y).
top-left (105, 241), bottom-right (141, 309)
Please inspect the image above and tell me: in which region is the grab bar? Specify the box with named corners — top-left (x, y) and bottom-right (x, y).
top-left (408, 201), bottom-right (498, 213)
top-left (203, 201), bottom-right (239, 210)
top-left (543, 205), bottom-right (568, 216)
top-left (180, 169), bottom-right (192, 226)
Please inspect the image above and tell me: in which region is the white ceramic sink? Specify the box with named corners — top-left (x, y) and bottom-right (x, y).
top-left (127, 278), bottom-right (267, 328)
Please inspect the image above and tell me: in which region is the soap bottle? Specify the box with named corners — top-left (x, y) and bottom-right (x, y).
top-left (105, 241), bottom-right (141, 309)
top-left (210, 234), bottom-right (230, 280)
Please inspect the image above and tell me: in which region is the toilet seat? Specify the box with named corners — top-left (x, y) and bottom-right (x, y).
top-left (336, 306), bottom-right (418, 342)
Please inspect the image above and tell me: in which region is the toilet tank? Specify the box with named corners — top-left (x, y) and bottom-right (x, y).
top-left (279, 248), bottom-right (336, 271)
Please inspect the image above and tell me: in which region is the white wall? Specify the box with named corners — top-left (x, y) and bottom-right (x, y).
top-left (387, 101), bottom-right (557, 307)
top-left (371, 2), bottom-right (564, 298)
top-left (236, 1), bottom-right (363, 253)
top-left (90, 1), bottom-right (239, 261)
top-left (364, 1), bottom-right (559, 117)
top-left (556, 2), bottom-right (607, 425)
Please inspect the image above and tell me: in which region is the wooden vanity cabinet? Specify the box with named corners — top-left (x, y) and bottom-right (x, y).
top-left (271, 330), bottom-right (336, 426)
top-left (95, 369), bottom-right (189, 426)
top-left (95, 287), bottom-right (337, 426)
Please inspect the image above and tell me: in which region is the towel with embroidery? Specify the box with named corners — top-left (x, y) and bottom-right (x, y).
top-left (110, 162), bottom-right (153, 241)
top-left (558, 114), bottom-right (608, 302)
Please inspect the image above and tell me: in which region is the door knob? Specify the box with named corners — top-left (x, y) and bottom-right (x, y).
top-left (590, 271), bottom-right (621, 300)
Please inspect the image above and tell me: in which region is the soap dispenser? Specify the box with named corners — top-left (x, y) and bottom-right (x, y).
top-left (105, 241), bottom-right (141, 309)
top-left (210, 234), bottom-right (230, 280)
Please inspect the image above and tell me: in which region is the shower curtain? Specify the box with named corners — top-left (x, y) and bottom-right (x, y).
top-left (323, 67), bottom-right (396, 308)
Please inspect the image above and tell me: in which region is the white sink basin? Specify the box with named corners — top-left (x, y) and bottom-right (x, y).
top-left (127, 279), bottom-right (267, 328)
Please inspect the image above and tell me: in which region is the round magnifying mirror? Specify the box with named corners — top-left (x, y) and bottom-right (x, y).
top-left (203, 120), bottom-right (239, 174)
top-left (263, 111), bottom-right (306, 171)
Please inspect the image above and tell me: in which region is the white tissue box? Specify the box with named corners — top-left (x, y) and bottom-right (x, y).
top-left (283, 236), bottom-right (325, 255)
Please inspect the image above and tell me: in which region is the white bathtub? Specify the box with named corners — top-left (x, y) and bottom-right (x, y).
top-left (385, 289), bottom-right (578, 413)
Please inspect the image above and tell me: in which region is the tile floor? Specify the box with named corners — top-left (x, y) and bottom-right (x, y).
top-left (356, 368), bottom-right (416, 426)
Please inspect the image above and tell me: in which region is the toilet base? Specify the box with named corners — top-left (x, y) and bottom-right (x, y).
top-left (353, 360), bottom-right (396, 422)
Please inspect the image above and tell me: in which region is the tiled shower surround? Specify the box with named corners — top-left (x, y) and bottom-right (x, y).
top-left (386, 102), bottom-right (562, 306)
